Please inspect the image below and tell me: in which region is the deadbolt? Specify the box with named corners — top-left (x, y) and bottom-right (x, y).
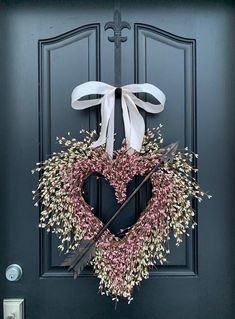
top-left (5, 264), bottom-right (23, 281)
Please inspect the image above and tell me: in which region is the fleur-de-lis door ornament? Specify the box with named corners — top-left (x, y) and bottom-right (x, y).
top-left (105, 9), bottom-right (131, 86)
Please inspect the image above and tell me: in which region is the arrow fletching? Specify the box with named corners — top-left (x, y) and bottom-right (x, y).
top-left (61, 239), bottom-right (96, 278)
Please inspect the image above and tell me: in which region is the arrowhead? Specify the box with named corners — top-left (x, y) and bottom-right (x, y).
top-left (160, 142), bottom-right (179, 163)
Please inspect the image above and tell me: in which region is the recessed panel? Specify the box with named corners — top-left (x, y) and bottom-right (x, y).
top-left (38, 24), bottom-right (100, 277)
top-left (135, 24), bottom-right (197, 275)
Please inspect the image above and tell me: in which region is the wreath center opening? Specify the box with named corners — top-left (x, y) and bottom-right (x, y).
top-left (82, 172), bottom-right (152, 237)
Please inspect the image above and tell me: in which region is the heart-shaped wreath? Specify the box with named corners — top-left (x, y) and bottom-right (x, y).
top-left (32, 126), bottom-right (210, 302)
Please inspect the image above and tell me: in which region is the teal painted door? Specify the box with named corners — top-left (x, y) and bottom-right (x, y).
top-left (0, 1), bottom-right (234, 318)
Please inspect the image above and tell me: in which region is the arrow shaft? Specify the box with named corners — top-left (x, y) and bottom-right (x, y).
top-left (68, 166), bottom-right (155, 270)
top-left (68, 143), bottom-right (178, 271)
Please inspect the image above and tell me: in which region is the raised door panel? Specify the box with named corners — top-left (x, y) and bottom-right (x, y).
top-left (39, 24), bottom-right (100, 276)
top-left (134, 24), bottom-right (197, 275)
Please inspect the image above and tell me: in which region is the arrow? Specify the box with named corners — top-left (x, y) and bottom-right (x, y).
top-left (62, 142), bottom-right (178, 278)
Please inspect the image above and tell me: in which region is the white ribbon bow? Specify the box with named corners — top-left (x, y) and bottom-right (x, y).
top-left (71, 81), bottom-right (165, 158)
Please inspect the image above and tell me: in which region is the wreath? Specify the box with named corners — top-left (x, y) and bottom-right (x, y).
top-left (32, 81), bottom-right (210, 303)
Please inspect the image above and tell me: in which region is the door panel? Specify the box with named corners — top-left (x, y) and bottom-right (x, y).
top-left (0, 1), bottom-right (234, 318)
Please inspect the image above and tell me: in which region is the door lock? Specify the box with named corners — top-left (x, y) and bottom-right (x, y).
top-left (5, 264), bottom-right (23, 281)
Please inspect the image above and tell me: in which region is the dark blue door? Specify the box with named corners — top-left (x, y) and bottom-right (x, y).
top-left (0, 1), bottom-right (234, 318)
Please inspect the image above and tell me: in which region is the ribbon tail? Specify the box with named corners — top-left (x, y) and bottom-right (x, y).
top-left (105, 93), bottom-right (115, 158)
top-left (124, 95), bottom-right (145, 152)
top-left (121, 95), bottom-right (131, 148)
top-left (106, 104), bottom-right (115, 158)
top-left (90, 91), bottom-right (115, 158)
top-left (90, 95), bottom-right (113, 149)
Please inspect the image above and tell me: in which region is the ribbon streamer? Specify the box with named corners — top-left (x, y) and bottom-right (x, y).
top-left (71, 81), bottom-right (166, 158)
